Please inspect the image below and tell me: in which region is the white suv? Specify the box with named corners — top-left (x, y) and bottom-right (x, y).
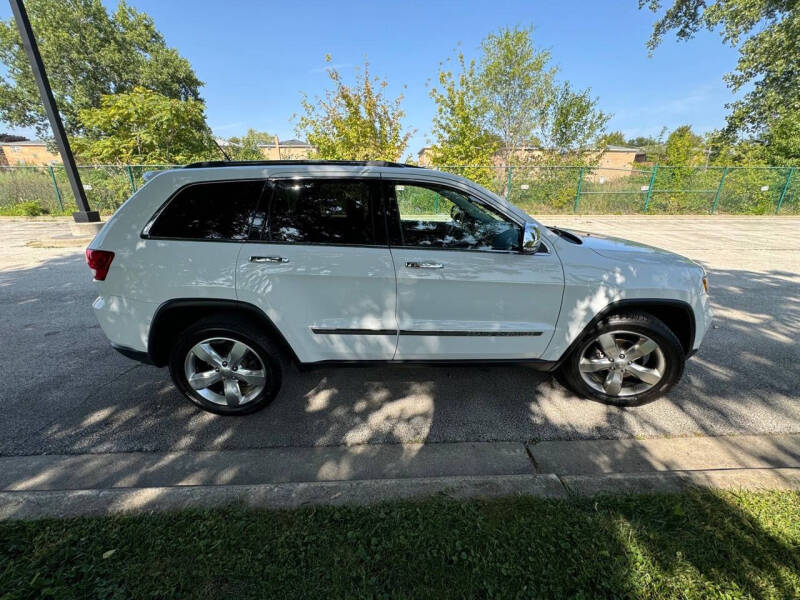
top-left (86, 160), bottom-right (712, 415)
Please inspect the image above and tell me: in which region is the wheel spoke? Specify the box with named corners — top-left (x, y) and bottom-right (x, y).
top-left (233, 368), bottom-right (265, 387)
top-left (192, 342), bottom-right (224, 368)
top-left (224, 379), bottom-right (242, 406)
top-left (596, 333), bottom-right (619, 358)
top-left (603, 370), bottom-right (623, 396)
top-left (627, 362), bottom-right (662, 385)
top-left (579, 357), bottom-right (613, 373)
top-left (627, 337), bottom-right (658, 361)
top-left (188, 370), bottom-right (221, 390)
top-left (227, 341), bottom-right (249, 367)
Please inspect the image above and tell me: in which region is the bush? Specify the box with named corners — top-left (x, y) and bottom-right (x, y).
top-left (0, 200), bottom-right (44, 216)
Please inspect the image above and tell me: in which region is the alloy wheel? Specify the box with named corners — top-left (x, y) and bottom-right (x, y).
top-left (578, 330), bottom-right (666, 397)
top-left (183, 337), bottom-right (267, 407)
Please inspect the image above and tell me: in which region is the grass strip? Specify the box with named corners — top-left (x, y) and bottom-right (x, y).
top-left (1, 489), bottom-right (798, 599)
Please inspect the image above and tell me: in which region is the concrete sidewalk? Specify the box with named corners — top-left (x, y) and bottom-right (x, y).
top-left (1, 433), bottom-right (798, 520)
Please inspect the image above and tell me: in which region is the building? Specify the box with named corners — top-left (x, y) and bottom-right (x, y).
top-left (416, 145), bottom-right (647, 181)
top-left (0, 138), bottom-right (316, 166)
top-left (258, 139), bottom-right (314, 160)
top-left (0, 140), bottom-right (61, 166)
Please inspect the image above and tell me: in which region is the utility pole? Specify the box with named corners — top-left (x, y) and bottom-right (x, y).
top-left (8, 0), bottom-right (98, 223)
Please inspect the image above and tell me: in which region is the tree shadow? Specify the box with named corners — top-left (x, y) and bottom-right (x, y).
top-left (1, 241), bottom-right (799, 593)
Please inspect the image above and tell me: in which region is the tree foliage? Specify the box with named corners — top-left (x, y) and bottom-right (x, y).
top-left (477, 26), bottom-right (556, 167)
top-left (427, 52), bottom-right (498, 186)
top-left (599, 131), bottom-right (628, 147)
top-left (295, 57), bottom-right (413, 161)
top-left (226, 129), bottom-right (275, 161)
top-left (640, 0), bottom-right (800, 138)
top-left (72, 87), bottom-right (214, 164)
top-left (664, 125), bottom-right (702, 166)
top-left (0, 0), bottom-right (203, 138)
top-left (544, 81), bottom-right (610, 154)
top-left (429, 26), bottom-right (609, 186)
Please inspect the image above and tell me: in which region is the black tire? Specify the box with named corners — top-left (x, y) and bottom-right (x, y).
top-left (560, 312), bottom-right (685, 407)
top-left (168, 314), bottom-right (283, 415)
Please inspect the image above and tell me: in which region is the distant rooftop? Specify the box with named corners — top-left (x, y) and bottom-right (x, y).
top-left (257, 139), bottom-right (311, 148)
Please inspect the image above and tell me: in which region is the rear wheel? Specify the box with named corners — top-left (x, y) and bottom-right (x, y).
top-left (168, 316), bottom-right (282, 415)
top-left (560, 312), bottom-right (685, 407)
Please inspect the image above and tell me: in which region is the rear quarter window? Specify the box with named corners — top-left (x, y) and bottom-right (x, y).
top-left (146, 180), bottom-right (265, 240)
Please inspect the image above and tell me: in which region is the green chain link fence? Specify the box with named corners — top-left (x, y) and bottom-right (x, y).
top-left (440, 164), bottom-right (798, 215)
top-left (0, 164), bottom-right (176, 215)
top-left (0, 163), bottom-right (797, 216)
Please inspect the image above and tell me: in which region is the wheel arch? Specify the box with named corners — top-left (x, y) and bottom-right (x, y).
top-left (147, 298), bottom-right (298, 367)
top-left (556, 298), bottom-right (696, 366)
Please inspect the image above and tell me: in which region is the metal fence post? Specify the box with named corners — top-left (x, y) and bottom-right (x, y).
top-left (126, 165), bottom-right (137, 194)
top-left (505, 166), bottom-right (514, 199)
top-left (776, 167), bottom-right (795, 214)
top-left (711, 167), bottom-right (729, 214)
top-left (643, 165), bottom-right (658, 213)
top-left (47, 165), bottom-right (63, 211)
top-left (573, 167), bottom-right (584, 213)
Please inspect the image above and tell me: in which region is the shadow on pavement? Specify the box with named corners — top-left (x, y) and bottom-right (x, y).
top-left (1, 254), bottom-right (799, 525)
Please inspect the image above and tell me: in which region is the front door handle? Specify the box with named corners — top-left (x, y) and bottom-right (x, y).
top-left (406, 261), bottom-right (443, 269)
top-left (250, 255), bottom-right (288, 264)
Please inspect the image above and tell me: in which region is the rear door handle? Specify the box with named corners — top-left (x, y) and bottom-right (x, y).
top-left (406, 261), bottom-right (443, 269)
top-left (250, 256), bottom-right (288, 264)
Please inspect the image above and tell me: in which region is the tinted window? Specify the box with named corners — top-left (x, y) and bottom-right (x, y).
top-left (391, 183), bottom-right (521, 251)
top-left (267, 179), bottom-right (377, 245)
top-left (148, 180), bottom-right (264, 240)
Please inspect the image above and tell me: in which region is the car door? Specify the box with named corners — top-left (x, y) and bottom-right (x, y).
top-left (384, 177), bottom-right (564, 360)
top-left (236, 174), bottom-right (398, 363)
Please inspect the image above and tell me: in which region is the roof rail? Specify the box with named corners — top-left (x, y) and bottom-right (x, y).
top-left (183, 159), bottom-right (422, 169)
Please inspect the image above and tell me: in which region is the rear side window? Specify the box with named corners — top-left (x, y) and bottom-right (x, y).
top-left (266, 179), bottom-right (378, 245)
top-left (147, 180), bottom-right (265, 240)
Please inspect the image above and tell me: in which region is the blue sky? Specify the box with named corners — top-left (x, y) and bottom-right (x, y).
top-left (1, 0), bottom-right (742, 156)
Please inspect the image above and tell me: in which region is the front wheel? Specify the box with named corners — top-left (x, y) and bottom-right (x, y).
top-left (560, 312), bottom-right (685, 407)
top-left (168, 316), bottom-right (283, 415)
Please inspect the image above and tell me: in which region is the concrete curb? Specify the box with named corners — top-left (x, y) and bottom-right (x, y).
top-left (2, 434), bottom-right (799, 520)
top-left (560, 468), bottom-right (800, 496)
top-left (0, 474), bottom-right (566, 520)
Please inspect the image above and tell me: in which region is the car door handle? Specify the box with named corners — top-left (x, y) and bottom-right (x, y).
top-left (250, 255), bottom-right (288, 264)
top-left (406, 261), bottom-right (443, 269)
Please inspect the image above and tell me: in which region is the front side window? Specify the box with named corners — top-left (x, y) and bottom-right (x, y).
top-left (390, 182), bottom-right (521, 251)
top-left (266, 179), bottom-right (379, 245)
top-left (147, 180), bottom-right (264, 240)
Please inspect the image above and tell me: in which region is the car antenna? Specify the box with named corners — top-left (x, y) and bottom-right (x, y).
top-left (213, 138), bottom-right (232, 161)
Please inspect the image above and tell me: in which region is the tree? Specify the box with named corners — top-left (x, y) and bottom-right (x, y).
top-left (626, 135), bottom-right (660, 148)
top-left (640, 1), bottom-right (800, 138)
top-left (664, 125), bottom-right (702, 166)
top-left (600, 131), bottom-right (627, 147)
top-left (764, 112), bottom-right (800, 165)
top-left (427, 51), bottom-right (498, 186)
top-left (0, 0), bottom-right (203, 138)
top-left (226, 129), bottom-right (275, 161)
top-left (543, 82), bottom-right (609, 156)
top-left (295, 57), bottom-right (413, 161)
top-left (0, 133), bottom-right (28, 142)
top-left (477, 25), bottom-right (556, 168)
top-left (72, 87), bottom-right (214, 164)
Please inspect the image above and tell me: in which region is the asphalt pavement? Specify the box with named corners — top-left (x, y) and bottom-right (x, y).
top-left (1, 216), bottom-right (798, 456)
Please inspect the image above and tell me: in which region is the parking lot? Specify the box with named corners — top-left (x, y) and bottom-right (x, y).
top-left (1, 216), bottom-right (798, 457)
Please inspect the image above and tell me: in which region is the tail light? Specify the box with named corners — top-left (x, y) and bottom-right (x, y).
top-left (85, 249), bottom-right (115, 281)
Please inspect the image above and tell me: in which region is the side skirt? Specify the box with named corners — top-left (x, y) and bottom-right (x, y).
top-left (297, 358), bottom-right (557, 372)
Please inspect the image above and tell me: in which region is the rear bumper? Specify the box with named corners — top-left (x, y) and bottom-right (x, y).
top-left (111, 344), bottom-right (154, 365)
top-left (92, 295), bottom-right (157, 354)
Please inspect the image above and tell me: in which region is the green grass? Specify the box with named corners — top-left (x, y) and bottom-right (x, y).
top-left (1, 490), bottom-right (798, 599)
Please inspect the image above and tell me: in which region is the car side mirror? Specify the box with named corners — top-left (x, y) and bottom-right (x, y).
top-left (521, 223), bottom-right (542, 254)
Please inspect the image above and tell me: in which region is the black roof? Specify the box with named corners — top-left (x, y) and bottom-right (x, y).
top-left (184, 159), bottom-right (421, 169)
